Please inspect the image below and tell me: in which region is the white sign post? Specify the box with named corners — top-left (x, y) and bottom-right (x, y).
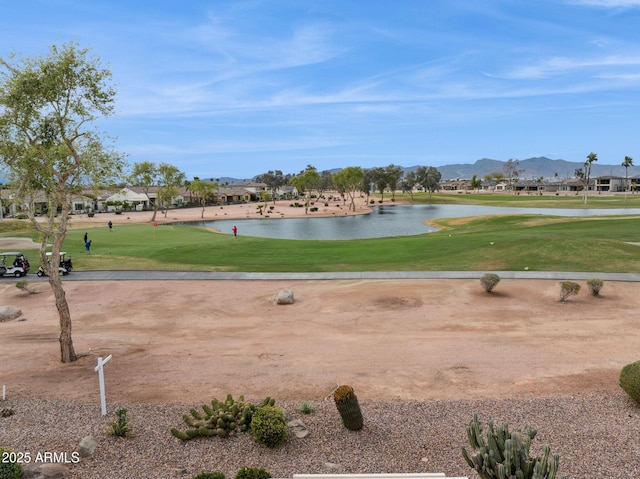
top-left (94, 355), bottom-right (112, 416)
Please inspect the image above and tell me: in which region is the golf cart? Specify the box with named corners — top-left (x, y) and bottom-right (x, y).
top-left (37, 252), bottom-right (73, 276)
top-left (0, 252), bottom-right (31, 277)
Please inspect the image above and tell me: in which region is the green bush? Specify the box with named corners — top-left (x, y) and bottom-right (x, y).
top-left (250, 406), bottom-right (288, 448)
top-left (108, 408), bottom-right (132, 437)
top-left (193, 473), bottom-right (225, 479)
top-left (620, 360), bottom-right (640, 403)
top-left (586, 278), bottom-right (604, 296)
top-left (480, 273), bottom-right (500, 293)
top-left (235, 466), bottom-right (271, 479)
top-left (559, 281), bottom-right (580, 302)
top-left (0, 447), bottom-right (24, 479)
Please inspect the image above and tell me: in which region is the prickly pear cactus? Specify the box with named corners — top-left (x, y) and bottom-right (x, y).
top-left (461, 413), bottom-right (566, 479)
top-left (170, 394), bottom-right (275, 441)
top-left (333, 385), bottom-right (363, 431)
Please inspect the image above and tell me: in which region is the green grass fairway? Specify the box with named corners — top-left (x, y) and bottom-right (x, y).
top-left (3, 213), bottom-right (638, 273)
top-left (3, 194), bottom-right (640, 273)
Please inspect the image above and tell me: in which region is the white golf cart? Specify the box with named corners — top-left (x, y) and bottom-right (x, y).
top-left (37, 252), bottom-right (73, 276)
top-left (0, 252), bottom-right (31, 277)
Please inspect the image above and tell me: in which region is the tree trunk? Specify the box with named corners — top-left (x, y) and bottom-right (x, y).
top-left (49, 272), bottom-right (77, 363)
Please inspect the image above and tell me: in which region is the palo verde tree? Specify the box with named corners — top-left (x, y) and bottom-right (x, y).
top-left (189, 178), bottom-right (217, 218)
top-left (415, 165), bottom-right (442, 197)
top-left (0, 43), bottom-right (126, 363)
top-left (333, 166), bottom-right (364, 212)
top-left (290, 165), bottom-right (320, 214)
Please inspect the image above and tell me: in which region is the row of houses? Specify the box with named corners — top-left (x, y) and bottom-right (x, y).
top-left (441, 176), bottom-right (640, 193)
top-left (0, 182), bottom-right (287, 217)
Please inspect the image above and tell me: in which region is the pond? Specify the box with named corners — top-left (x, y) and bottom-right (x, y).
top-left (180, 204), bottom-right (640, 240)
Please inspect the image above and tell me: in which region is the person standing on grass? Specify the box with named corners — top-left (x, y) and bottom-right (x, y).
top-left (85, 239), bottom-right (92, 254)
top-left (232, 225), bottom-right (238, 239)
top-left (83, 232), bottom-right (88, 244)
top-left (108, 220), bottom-right (113, 231)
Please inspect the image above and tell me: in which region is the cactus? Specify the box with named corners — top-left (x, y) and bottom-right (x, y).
top-left (170, 394), bottom-right (275, 441)
top-left (461, 413), bottom-right (566, 479)
top-left (333, 385), bottom-right (364, 431)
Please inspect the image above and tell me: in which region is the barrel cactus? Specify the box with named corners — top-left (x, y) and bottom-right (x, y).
top-left (461, 413), bottom-right (566, 479)
top-left (333, 385), bottom-right (363, 431)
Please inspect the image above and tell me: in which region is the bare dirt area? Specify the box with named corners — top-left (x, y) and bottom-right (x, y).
top-left (0, 277), bottom-right (636, 404)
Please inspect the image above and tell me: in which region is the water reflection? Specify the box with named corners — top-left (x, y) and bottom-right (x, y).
top-left (180, 204), bottom-right (640, 240)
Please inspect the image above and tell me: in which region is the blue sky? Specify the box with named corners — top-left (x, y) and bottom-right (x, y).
top-left (3, 0), bottom-right (640, 179)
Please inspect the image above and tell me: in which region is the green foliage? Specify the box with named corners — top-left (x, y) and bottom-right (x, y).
top-left (0, 447), bottom-right (24, 479)
top-left (171, 395), bottom-right (275, 441)
top-left (299, 402), bottom-right (314, 414)
top-left (559, 281), bottom-right (580, 302)
top-left (333, 385), bottom-right (364, 431)
top-left (235, 466), bottom-right (272, 479)
top-left (15, 279), bottom-right (37, 294)
top-left (193, 473), bottom-right (226, 479)
top-left (619, 360), bottom-right (640, 404)
top-left (108, 408), bottom-right (132, 437)
top-left (480, 273), bottom-right (500, 293)
top-left (250, 405), bottom-right (288, 448)
top-left (461, 413), bottom-right (566, 479)
top-left (586, 278), bottom-right (604, 296)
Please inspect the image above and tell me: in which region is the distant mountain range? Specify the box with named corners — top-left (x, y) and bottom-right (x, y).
top-left (211, 156), bottom-right (639, 184)
top-left (406, 157), bottom-right (638, 181)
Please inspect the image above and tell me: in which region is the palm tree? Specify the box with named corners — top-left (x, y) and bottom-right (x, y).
top-left (583, 152), bottom-right (598, 205)
top-left (622, 156), bottom-right (634, 202)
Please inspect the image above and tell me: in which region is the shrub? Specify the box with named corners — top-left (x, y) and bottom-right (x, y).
top-left (620, 360), bottom-right (640, 404)
top-left (586, 278), bottom-right (604, 296)
top-left (480, 273), bottom-right (500, 293)
top-left (0, 447), bottom-right (24, 479)
top-left (193, 473), bottom-right (225, 479)
top-left (235, 467), bottom-right (271, 479)
top-left (559, 281), bottom-right (580, 302)
top-left (299, 402), bottom-right (314, 414)
top-left (108, 408), bottom-right (133, 437)
top-left (462, 413), bottom-right (566, 479)
top-left (250, 406), bottom-right (288, 448)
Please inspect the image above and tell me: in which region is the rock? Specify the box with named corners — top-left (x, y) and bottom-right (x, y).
top-left (287, 418), bottom-right (310, 438)
top-left (275, 289), bottom-right (294, 304)
top-left (0, 306), bottom-right (22, 322)
top-left (22, 463), bottom-right (70, 478)
top-left (324, 462), bottom-right (343, 471)
top-left (74, 435), bottom-right (97, 458)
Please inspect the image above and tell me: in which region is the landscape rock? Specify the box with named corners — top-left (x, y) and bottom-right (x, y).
top-left (74, 435), bottom-right (97, 458)
top-left (275, 289), bottom-right (294, 305)
top-left (22, 463), bottom-right (70, 478)
top-left (287, 418), bottom-right (310, 438)
top-left (0, 305), bottom-right (22, 322)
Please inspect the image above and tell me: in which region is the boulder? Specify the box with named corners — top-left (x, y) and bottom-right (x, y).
top-left (74, 435), bottom-right (97, 458)
top-left (275, 289), bottom-right (294, 305)
top-left (22, 463), bottom-right (70, 478)
top-left (0, 306), bottom-right (22, 322)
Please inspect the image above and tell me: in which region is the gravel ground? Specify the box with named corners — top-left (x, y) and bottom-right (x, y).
top-left (1, 391), bottom-right (638, 479)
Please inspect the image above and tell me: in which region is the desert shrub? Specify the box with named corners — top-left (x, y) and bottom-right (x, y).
top-left (559, 281), bottom-right (580, 302)
top-left (250, 406), bottom-right (288, 448)
top-left (235, 466), bottom-right (271, 479)
top-left (480, 273), bottom-right (500, 293)
top-left (586, 278), bottom-right (604, 296)
top-left (620, 360), bottom-right (640, 404)
top-left (193, 473), bottom-right (225, 479)
top-left (0, 447), bottom-right (24, 479)
top-left (108, 408), bottom-right (133, 437)
top-left (299, 402), bottom-right (314, 414)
